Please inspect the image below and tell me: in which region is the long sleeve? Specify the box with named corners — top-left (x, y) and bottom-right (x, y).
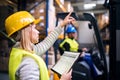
top-left (59, 42), bottom-right (70, 55)
top-left (16, 57), bottom-right (40, 80)
top-left (63, 42), bottom-right (70, 51)
top-left (33, 26), bottom-right (63, 56)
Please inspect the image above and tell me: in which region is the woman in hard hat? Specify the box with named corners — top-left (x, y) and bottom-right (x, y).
top-left (5, 11), bottom-right (75, 80)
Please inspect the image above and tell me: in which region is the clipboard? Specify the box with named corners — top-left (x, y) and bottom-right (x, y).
top-left (51, 51), bottom-right (81, 76)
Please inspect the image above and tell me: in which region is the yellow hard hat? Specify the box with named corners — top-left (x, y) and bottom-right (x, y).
top-left (5, 11), bottom-right (40, 37)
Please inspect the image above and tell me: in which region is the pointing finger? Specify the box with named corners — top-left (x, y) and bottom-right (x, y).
top-left (67, 11), bottom-right (72, 17)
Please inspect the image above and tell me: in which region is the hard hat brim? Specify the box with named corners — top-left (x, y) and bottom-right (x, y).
top-left (34, 18), bottom-right (41, 24)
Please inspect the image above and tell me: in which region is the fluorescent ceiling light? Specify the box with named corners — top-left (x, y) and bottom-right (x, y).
top-left (84, 3), bottom-right (96, 9)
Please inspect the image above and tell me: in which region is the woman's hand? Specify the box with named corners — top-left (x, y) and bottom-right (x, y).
top-left (60, 11), bottom-right (76, 28)
top-left (60, 69), bottom-right (72, 80)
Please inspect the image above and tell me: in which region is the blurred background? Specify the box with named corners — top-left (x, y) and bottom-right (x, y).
top-left (0, 0), bottom-right (119, 80)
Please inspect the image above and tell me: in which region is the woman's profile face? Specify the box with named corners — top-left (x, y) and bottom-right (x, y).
top-left (30, 24), bottom-right (40, 44)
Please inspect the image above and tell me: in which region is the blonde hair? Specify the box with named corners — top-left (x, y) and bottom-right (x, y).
top-left (20, 25), bottom-right (33, 52)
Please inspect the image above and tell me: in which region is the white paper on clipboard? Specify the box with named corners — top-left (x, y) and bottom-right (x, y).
top-left (51, 51), bottom-right (81, 75)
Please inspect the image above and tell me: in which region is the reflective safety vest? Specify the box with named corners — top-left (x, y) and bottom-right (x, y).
top-left (9, 48), bottom-right (49, 80)
top-left (60, 38), bottom-right (79, 52)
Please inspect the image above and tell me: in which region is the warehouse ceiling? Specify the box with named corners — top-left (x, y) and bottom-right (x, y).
top-left (69, 0), bottom-right (108, 14)
top-left (0, 0), bottom-right (108, 14)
